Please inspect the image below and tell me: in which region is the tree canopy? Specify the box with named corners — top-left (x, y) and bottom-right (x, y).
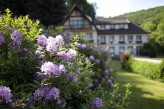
top-left (0, 0), bottom-right (96, 26)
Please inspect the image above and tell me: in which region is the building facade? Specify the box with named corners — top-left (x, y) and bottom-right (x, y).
top-left (63, 5), bottom-right (148, 56)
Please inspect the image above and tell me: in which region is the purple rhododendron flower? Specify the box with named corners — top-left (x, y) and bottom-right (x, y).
top-left (102, 46), bottom-right (108, 52)
top-left (93, 46), bottom-right (98, 52)
top-left (76, 43), bottom-right (81, 48)
top-left (37, 34), bottom-right (47, 47)
top-left (33, 86), bottom-right (50, 101)
top-left (72, 75), bottom-right (78, 83)
top-left (109, 68), bottom-right (113, 73)
top-left (91, 97), bottom-right (103, 108)
top-left (88, 83), bottom-right (93, 88)
top-left (0, 34), bottom-right (5, 45)
top-left (41, 62), bottom-right (56, 75)
top-left (57, 51), bottom-right (70, 61)
top-left (10, 30), bottom-right (22, 46)
top-left (55, 35), bottom-right (64, 45)
top-left (104, 70), bottom-right (109, 79)
top-left (95, 59), bottom-right (100, 63)
top-left (46, 87), bottom-right (60, 100)
top-left (81, 44), bottom-right (86, 49)
top-left (41, 62), bottom-right (66, 76)
top-left (108, 79), bottom-right (113, 87)
top-left (89, 55), bottom-right (95, 61)
top-left (0, 86), bottom-right (13, 103)
top-left (67, 49), bottom-right (77, 58)
top-left (46, 36), bottom-right (58, 52)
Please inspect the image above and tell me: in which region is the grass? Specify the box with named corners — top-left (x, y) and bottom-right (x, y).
top-left (110, 60), bottom-right (164, 109)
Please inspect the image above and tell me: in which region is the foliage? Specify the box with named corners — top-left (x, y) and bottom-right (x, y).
top-left (67, 0), bottom-right (96, 18)
top-left (0, 10), bottom-right (130, 108)
top-left (0, 0), bottom-right (96, 26)
top-left (120, 6), bottom-right (164, 56)
top-left (0, 9), bottom-right (41, 93)
top-left (127, 58), bottom-right (163, 79)
top-left (140, 43), bottom-right (156, 57)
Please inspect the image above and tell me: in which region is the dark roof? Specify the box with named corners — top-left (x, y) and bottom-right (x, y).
top-left (97, 22), bottom-right (147, 35)
top-left (95, 17), bottom-right (130, 24)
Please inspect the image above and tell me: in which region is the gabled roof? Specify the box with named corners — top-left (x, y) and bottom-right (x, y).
top-left (95, 17), bottom-right (130, 24)
top-left (63, 4), bottom-right (93, 25)
top-left (97, 22), bottom-right (147, 35)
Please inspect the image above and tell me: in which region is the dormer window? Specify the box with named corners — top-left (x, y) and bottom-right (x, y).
top-left (100, 25), bottom-right (106, 30)
top-left (119, 24), bottom-right (125, 29)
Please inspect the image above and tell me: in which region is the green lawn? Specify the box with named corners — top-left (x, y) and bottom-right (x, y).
top-left (110, 60), bottom-right (164, 109)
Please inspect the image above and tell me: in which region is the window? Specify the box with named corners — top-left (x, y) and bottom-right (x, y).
top-left (119, 24), bottom-right (125, 29)
top-left (70, 19), bottom-right (84, 28)
top-left (109, 46), bottom-right (115, 53)
top-left (87, 33), bottom-right (93, 42)
top-left (119, 46), bottom-right (125, 53)
top-left (101, 36), bottom-right (106, 44)
top-left (119, 35), bottom-right (125, 43)
top-left (100, 25), bottom-right (106, 30)
top-left (128, 46), bottom-right (133, 54)
top-left (110, 25), bottom-right (115, 29)
top-left (136, 46), bottom-right (142, 55)
top-left (109, 36), bottom-right (114, 43)
top-left (136, 35), bottom-right (142, 41)
top-left (128, 35), bottom-right (133, 42)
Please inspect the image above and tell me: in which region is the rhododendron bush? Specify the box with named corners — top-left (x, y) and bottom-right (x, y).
top-left (0, 10), bottom-right (130, 109)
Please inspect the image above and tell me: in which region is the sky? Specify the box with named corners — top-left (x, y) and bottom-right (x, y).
top-left (87, 0), bottom-right (164, 17)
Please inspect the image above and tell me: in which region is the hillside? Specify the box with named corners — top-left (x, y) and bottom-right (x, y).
top-left (119, 6), bottom-right (164, 56)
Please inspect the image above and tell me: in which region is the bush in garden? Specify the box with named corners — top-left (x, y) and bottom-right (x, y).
top-left (120, 50), bottom-right (131, 69)
top-left (0, 10), bottom-right (131, 108)
top-left (128, 58), bottom-right (163, 79)
top-left (0, 9), bottom-right (42, 93)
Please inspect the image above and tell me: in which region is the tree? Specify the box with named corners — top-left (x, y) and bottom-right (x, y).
top-left (0, 0), bottom-right (67, 26)
top-left (67, 0), bottom-right (96, 18)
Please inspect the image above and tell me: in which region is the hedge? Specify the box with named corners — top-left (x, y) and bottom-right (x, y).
top-left (128, 58), bottom-right (164, 79)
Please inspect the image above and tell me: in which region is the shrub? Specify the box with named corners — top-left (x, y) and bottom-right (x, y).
top-left (128, 58), bottom-right (163, 79)
top-left (0, 9), bottom-right (42, 93)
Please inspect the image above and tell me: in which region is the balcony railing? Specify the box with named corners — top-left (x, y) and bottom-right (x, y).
top-left (63, 24), bottom-right (92, 29)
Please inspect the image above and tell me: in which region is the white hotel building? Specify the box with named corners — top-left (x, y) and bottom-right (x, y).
top-left (63, 4), bottom-right (148, 56)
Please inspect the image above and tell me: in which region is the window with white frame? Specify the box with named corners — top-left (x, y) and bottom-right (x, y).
top-left (136, 46), bottom-right (142, 55)
top-left (119, 46), bottom-right (125, 53)
top-left (110, 25), bottom-right (115, 29)
top-left (119, 35), bottom-right (125, 42)
top-left (119, 24), bottom-right (125, 29)
top-left (109, 35), bottom-right (114, 43)
top-left (109, 46), bottom-right (115, 53)
top-left (101, 36), bottom-right (106, 43)
top-left (136, 35), bottom-right (142, 41)
top-left (100, 25), bottom-right (106, 30)
top-left (70, 19), bottom-right (84, 28)
top-left (128, 46), bottom-right (133, 54)
top-left (87, 33), bottom-right (93, 41)
top-left (128, 35), bottom-right (133, 42)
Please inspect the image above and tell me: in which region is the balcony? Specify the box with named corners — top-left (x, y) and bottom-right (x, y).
top-left (63, 24), bottom-right (92, 30)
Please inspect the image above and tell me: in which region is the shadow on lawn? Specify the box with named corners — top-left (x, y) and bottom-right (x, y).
top-left (115, 72), bottom-right (164, 109)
